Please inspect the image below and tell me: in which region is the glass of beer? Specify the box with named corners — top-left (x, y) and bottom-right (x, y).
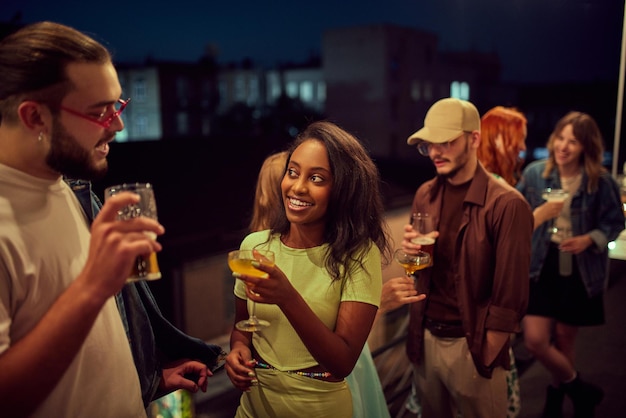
top-left (410, 212), bottom-right (435, 267)
top-left (104, 183), bottom-right (161, 282)
top-left (394, 249), bottom-right (431, 277)
top-left (228, 249), bottom-right (275, 332)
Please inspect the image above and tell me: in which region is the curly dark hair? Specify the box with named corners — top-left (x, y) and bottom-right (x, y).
top-left (271, 120), bottom-right (391, 281)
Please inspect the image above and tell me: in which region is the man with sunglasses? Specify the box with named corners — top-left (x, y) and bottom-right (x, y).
top-left (401, 98), bottom-right (533, 417)
top-left (0, 22), bottom-right (222, 417)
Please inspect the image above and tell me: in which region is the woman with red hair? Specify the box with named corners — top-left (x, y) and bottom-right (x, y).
top-left (478, 106), bottom-right (528, 186)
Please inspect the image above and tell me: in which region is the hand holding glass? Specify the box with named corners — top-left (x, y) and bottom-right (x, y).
top-left (104, 183), bottom-right (161, 282)
top-left (410, 212), bottom-right (435, 266)
top-left (228, 249), bottom-right (275, 332)
top-left (394, 249), bottom-right (431, 277)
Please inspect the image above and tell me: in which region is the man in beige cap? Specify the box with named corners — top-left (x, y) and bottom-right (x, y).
top-left (401, 98), bottom-right (533, 417)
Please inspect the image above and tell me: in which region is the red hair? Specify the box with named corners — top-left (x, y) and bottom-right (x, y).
top-left (478, 106), bottom-right (527, 186)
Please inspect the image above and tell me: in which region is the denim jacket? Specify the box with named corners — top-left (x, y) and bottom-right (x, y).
top-left (516, 160), bottom-right (625, 297)
top-left (66, 179), bottom-right (225, 407)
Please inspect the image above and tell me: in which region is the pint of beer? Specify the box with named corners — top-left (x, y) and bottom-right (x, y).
top-left (411, 236), bottom-right (435, 266)
top-left (410, 212), bottom-right (436, 267)
top-left (105, 183), bottom-right (162, 282)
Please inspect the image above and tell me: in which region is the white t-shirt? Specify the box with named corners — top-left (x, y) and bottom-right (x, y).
top-left (0, 163), bottom-right (145, 417)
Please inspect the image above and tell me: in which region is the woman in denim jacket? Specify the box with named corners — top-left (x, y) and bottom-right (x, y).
top-left (516, 111), bottom-right (625, 418)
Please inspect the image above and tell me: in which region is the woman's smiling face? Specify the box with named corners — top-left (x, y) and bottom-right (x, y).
top-left (281, 139), bottom-right (333, 228)
top-left (553, 123), bottom-right (583, 170)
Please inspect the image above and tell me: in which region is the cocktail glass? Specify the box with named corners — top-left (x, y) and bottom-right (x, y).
top-left (228, 249), bottom-right (275, 332)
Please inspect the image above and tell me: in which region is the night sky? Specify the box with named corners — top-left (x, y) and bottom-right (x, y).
top-left (1, 0), bottom-right (623, 83)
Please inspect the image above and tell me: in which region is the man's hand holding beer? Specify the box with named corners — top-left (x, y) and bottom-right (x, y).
top-left (401, 223), bottom-right (439, 256)
top-left (77, 192), bottom-right (165, 302)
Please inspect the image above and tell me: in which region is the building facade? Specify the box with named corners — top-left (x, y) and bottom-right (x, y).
top-left (114, 23), bottom-right (502, 154)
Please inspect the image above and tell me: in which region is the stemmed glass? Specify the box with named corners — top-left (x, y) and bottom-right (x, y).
top-left (542, 188), bottom-right (569, 238)
top-left (542, 188), bottom-right (569, 202)
top-left (228, 249), bottom-right (275, 332)
top-left (394, 249), bottom-right (431, 277)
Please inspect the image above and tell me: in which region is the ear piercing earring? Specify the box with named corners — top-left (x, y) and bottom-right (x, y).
top-left (38, 132), bottom-right (44, 142)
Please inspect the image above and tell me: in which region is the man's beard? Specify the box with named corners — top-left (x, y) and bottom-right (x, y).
top-left (45, 121), bottom-right (109, 181)
top-left (439, 137), bottom-right (471, 181)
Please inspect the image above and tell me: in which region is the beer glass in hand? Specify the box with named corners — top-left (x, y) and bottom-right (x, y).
top-left (394, 249), bottom-right (431, 277)
top-left (410, 212), bottom-right (435, 266)
top-left (105, 183), bottom-right (161, 282)
top-left (228, 249), bottom-right (275, 332)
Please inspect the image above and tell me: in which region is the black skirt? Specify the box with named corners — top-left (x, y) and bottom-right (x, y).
top-left (527, 243), bottom-right (605, 326)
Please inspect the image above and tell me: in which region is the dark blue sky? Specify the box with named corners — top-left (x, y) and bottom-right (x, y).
top-left (2, 0), bottom-right (623, 83)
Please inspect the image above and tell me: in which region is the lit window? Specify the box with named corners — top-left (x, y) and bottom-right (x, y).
top-left (133, 78), bottom-right (146, 103)
top-left (450, 81), bottom-right (470, 100)
top-left (115, 129), bottom-right (129, 142)
top-left (300, 81), bottom-right (313, 102)
top-left (136, 115), bottom-right (148, 136)
top-left (460, 82), bottom-right (469, 100)
top-left (286, 81), bottom-right (298, 98)
top-left (533, 147), bottom-right (549, 160)
top-left (317, 82), bottom-right (326, 102)
top-left (266, 72), bottom-right (281, 102)
top-left (270, 82), bottom-right (281, 101)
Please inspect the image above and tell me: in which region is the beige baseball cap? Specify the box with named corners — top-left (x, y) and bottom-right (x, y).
top-left (407, 98), bottom-right (480, 145)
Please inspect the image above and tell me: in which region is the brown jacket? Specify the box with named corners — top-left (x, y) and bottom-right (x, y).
top-left (406, 163), bottom-right (533, 378)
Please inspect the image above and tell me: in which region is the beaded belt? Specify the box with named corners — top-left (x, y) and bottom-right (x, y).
top-left (253, 360), bottom-right (332, 379)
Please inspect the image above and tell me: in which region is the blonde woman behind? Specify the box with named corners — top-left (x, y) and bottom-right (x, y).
top-left (249, 151), bottom-right (289, 234)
